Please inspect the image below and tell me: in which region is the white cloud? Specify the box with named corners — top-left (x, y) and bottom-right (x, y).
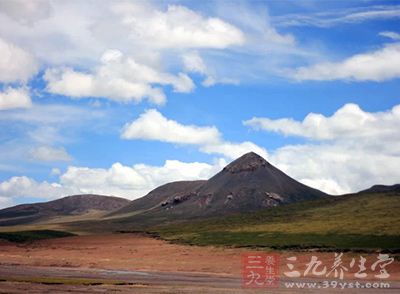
top-left (30, 146), bottom-right (72, 162)
top-left (200, 141), bottom-right (268, 160)
top-left (50, 168), bottom-right (61, 176)
top-left (114, 3), bottom-right (244, 49)
top-left (122, 109), bottom-right (268, 159)
top-left (0, 37), bottom-right (38, 83)
top-left (275, 5), bottom-right (400, 28)
top-left (0, 104), bottom-right (105, 125)
top-left (0, 159), bottom-right (227, 206)
top-left (289, 43), bottom-right (400, 82)
top-left (182, 51), bottom-right (238, 87)
top-left (270, 143), bottom-right (400, 195)
top-left (183, 51), bottom-right (207, 74)
top-left (0, 87), bottom-right (32, 110)
top-left (60, 160), bottom-right (225, 199)
top-left (379, 31), bottom-right (400, 40)
top-left (0, 176), bottom-right (78, 202)
top-left (0, 1), bottom-right (244, 67)
top-left (122, 109), bottom-right (221, 145)
top-left (0, 1), bottom-right (302, 89)
top-left (0, 196), bottom-right (13, 209)
top-left (244, 103), bottom-right (400, 142)
top-left (216, 2), bottom-right (295, 46)
top-left (45, 50), bottom-right (194, 105)
top-left (245, 103), bottom-right (400, 194)
top-left (0, 1), bottom-right (315, 89)
top-left (0, 0), bottom-right (52, 25)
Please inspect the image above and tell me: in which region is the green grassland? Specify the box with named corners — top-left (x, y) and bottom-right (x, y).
top-left (150, 192), bottom-right (400, 251)
top-left (0, 192), bottom-right (398, 251)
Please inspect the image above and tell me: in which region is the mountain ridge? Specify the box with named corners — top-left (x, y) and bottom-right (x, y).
top-left (0, 194), bottom-right (129, 226)
top-left (110, 152), bottom-right (329, 220)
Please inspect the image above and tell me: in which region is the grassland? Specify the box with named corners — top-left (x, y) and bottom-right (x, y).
top-left (150, 192), bottom-right (400, 251)
top-left (0, 192), bottom-right (398, 251)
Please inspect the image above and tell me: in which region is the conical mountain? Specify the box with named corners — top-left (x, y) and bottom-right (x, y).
top-left (193, 152), bottom-right (327, 215)
top-left (110, 152), bottom-right (328, 220)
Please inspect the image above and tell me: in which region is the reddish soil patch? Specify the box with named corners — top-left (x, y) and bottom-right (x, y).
top-left (0, 233), bottom-right (244, 276)
top-left (0, 233), bottom-right (398, 293)
top-left (0, 233), bottom-right (398, 279)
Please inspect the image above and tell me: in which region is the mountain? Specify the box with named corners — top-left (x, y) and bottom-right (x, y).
top-left (0, 194), bottom-right (129, 226)
top-left (358, 184), bottom-right (400, 194)
top-left (110, 152), bottom-right (328, 221)
top-left (113, 180), bottom-right (206, 216)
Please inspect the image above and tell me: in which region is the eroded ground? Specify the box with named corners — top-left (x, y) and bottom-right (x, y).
top-left (0, 233), bottom-right (398, 293)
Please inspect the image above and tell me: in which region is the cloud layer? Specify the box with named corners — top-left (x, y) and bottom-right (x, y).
top-left (0, 37), bottom-right (38, 83)
top-left (290, 43), bottom-right (400, 82)
top-left (114, 3), bottom-right (244, 49)
top-left (122, 109), bottom-right (221, 145)
top-left (45, 50), bottom-right (194, 105)
top-left (30, 146), bottom-right (72, 162)
top-left (122, 109), bottom-right (268, 159)
top-left (0, 159), bottom-right (226, 208)
top-left (0, 87), bottom-right (31, 110)
top-left (245, 103), bottom-right (400, 194)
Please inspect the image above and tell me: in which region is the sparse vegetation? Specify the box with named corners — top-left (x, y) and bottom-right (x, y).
top-left (150, 193), bottom-right (400, 251)
top-left (0, 230), bottom-right (75, 243)
top-left (0, 276), bottom-right (139, 286)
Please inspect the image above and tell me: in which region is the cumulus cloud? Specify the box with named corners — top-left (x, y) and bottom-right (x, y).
top-left (289, 43), bottom-right (400, 82)
top-left (0, 159), bottom-right (227, 207)
top-left (244, 103), bottom-right (400, 142)
top-left (0, 1), bottom-right (244, 67)
top-left (30, 146), bottom-right (72, 162)
top-left (122, 109), bottom-right (267, 159)
top-left (45, 50), bottom-right (194, 105)
top-left (245, 103), bottom-right (400, 194)
top-left (0, 37), bottom-right (38, 83)
top-left (0, 1), bottom-right (311, 89)
top-left (0, 176), bottom-right (78, 203)
top-left (270, 143), bottom-right (400, 195)
top-left (114, 3), bottom-right (244, 49)
top-left (0, 1), bottom-right (299, 89)
top-left (0, 87), bottom-right (32, 110)
top-left (60, 160), bottom-right (225, 199)
top-left (122, 109), bottom-right (221, 145)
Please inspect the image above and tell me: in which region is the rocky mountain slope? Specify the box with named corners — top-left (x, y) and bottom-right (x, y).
top-left (110, 152), bottom-right (328, 220)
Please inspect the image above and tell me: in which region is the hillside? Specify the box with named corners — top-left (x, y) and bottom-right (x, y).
top-left (358, 184), bottom-right (400, 194)
top-left (0, 194), bottom-right (130, 226)
top-left (109, 152), bottom-right (328, 222)
top-left (150, 191), bottom-right (400, 251)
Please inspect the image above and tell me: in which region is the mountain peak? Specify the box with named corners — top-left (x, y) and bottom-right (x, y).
top-left (223, 152), bottom-right (270, 174)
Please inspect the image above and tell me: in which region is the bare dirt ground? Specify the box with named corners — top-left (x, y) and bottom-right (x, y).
top-left (0, 233), bottom-right (398, 293)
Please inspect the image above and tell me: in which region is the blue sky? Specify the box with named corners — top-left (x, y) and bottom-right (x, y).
top-left (0, 0), bottom-right (399, 208)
